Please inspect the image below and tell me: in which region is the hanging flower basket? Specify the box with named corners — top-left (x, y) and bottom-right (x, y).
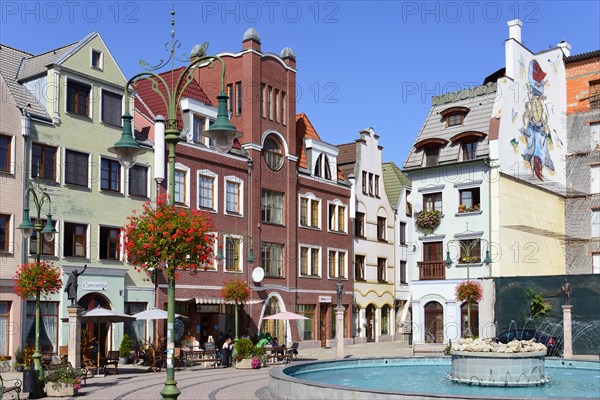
top-left (415, 210), bottom-right (442, 235)
top-left (221, 280), bottom-right (250, 304)
top-left (455, 280), bottom-right (483, 303)
top-left (14, 261), bottom-right (62, 299)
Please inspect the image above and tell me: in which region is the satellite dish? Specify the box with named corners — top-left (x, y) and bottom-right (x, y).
top-left (252, 267), bottom-right (265, 283)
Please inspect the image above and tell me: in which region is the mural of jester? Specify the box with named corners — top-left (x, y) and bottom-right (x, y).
top-left (520, 60), bottom-right (554, 181)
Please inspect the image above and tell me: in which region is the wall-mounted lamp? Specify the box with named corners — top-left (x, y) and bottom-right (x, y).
top-left (119, 289), bottom-right (124, 297)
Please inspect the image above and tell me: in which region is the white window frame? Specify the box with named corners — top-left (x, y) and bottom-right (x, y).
top-left (197, 169), bottom-right (218, 212)
top-left (62, 220), bottom-right (90, 259)
top-left (97, 224), bottom-right (122, 262)
top-left (90, 48), bottom-right (103, 70)
top-left (298, 192), bottom-right (321, 229)
top-left (127, 163), bottom-right (150, 198)
top-left (593, 252), bottom-right (600, 274)
top-left (592, 209), bottom-right (600, 238)
top-left (224, 175), bottom-right (243, 216)
top-left (591, 165), bottom-right (600, 195)
top-left (327, 248), bottom-right (347, 279)
top-left (99, 88), bottom-right (123, 127)
top-left (63, 148), bottom-right (91, 188)
top-left (223, 234), bottom-right (243, 273)
top-left (99, 155), bottom-right (123, 194)
top-left (298, 244), bottom-right (321, 277)
top-left (327, 199), bottom-right (347, 234)
top-left (64, 76), bottom-right (93, 119)
top-left (171, 163), bottom-right (190, 207)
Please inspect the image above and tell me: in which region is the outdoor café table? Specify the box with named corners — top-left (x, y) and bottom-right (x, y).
top-left (183, 350), bottom-right (205, 370)
top-left (265, 346), bottom-right (291, 364)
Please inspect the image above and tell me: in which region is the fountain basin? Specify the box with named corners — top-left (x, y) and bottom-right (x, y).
top-left (448, 351), bottom-right (549, 386)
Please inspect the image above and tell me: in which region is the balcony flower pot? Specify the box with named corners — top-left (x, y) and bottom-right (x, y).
top-left (415, 210), bottom-right (442, 235)
top-left (46, 382), bottom-right (78, 397)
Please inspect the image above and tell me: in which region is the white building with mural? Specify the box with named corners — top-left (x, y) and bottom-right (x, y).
top-left (403, 20), bottom-right (570, 347)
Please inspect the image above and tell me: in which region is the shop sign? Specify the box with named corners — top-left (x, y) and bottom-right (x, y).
top-left (319, 296), bottom-right (332, 303)
top-left (82, 281), bottom-right (108, 291)
top-left (196, 304), bottom-right (220, 313)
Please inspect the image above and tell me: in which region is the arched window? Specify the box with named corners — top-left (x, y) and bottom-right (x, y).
top-left (263, 135), bottom-right (284, 171)
top-left (314, 154), bottom-right (332, 180)
top-left (262, 297), bottom-right (286, 341)
top-left (460, 301), bottom-right (479, 337)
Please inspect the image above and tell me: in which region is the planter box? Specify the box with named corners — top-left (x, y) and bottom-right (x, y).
top-left (234, 358), bottom-right (253, 369)
top-left (46, 382), bottom-right (78, 397)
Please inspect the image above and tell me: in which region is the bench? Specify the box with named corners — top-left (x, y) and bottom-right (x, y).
top-left (182, 350), bottom-right (219, 370)
top-left (103, 351), bottom-right (119, 375)
top-left (0, 373), bottom-right (22, 400)
top-left (264, 346), bottom-right (292, 364)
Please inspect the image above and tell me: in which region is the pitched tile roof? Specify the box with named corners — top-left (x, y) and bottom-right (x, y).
top-left (295, 112), bottom-right (322, 170)
top-left (382, 161), bottom-right (411, 208)
top-left (0, 44), bottom-right (51, 120)
top-left (17, 42), bottom-right (78, 81)
top-left (134, 67), bottom-right (212, 131)
top-left (403, 83), bottom-right (496, 170)
top-left (564, 49), bottom-right (600, 64)
top-left (336, 142), bottom-right (356, 180)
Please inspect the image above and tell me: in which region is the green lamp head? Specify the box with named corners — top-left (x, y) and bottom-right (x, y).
top-left (18, 208), bottom-right (35, 238)
top-left (483, 249), bottom-right (492, 264)
top-left (444, 250), bottom-right (452, 267)
top-left (247, 248), bottom-right (255, 264)
top-left (108, 112), bottom-right (147, 169)
top-left (42, 213), bottom-right (58, 241)
top-left (205, 92), bottom-right (242, 153)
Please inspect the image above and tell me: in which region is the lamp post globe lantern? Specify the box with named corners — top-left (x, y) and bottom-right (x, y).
top-left (108, 9), bottom-right (241, 400)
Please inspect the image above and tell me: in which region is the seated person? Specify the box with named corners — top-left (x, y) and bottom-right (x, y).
top-left (270, 337), bottom-right (279, 348)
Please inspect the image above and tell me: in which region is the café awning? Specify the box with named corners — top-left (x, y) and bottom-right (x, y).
top-left (175, 297), bottom-right (263, 305)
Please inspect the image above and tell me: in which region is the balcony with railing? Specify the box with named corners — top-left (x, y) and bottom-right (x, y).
top-left (417, 261), bottom-right (445, 280)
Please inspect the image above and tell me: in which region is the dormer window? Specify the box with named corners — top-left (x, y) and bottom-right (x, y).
top-left (414, 138), bottom-right (449, 168)
top-left (440, 106), bottom-right (470, 128)
top-left (91, 49), bottom-right (103, 69)
top-left (314, 153), bottom-right (332, 180)
top-left (450, 131), bottom-right (486, 161)
top-left (462, 142), bottom-right (477, 160)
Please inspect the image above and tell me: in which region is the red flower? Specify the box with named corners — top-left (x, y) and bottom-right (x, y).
top-left (455, 280), bottom-right (483, 303)
top-left (14, 261), bottom-right (62, 299)
top-left (221, 280), bottom-right (251, 304)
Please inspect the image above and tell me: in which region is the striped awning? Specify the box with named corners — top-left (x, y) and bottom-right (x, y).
top-left (175, 297), bottom-right (263, 305)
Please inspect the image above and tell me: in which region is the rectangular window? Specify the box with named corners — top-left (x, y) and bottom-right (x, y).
top-left (423, 192), bottom-right (443, 212)
top-left (311, 200), bottom-right (319, 227)
top-left (66, 80), bottom-right (90, 117)
top-left (99, 226), bottom-right (120, 260)
top-left (328, 250), bottom-right (346, 278)
top-left (593, 253), bottom-right (600, 274)
top-left (355, 212), bottom-right (365, 237)
top-left (300, 198), bottom-right (308, 226)
top-left (174, 169), bottom-right (186, 205)
top-left (447, 113), bottom-right (463, 126)
top-left (355, 255), bottom-right (365, 281)
top-left (423, 242), bottom-right (443, 261)
top-left (65, 150), bottom-right (89, 187)
top-left (274, 88), bottom-right (280, 123)
top-left (425, 147), bottom-right (440, 166)
top-left (296, 305), bottom-right (315, 340)
top-left (262, 242), bottom-right (284, 277)
top-left (281, 92), bottom-right (287, 125)
top-left (459, 239), bottom-right (481, 263)
top-left (26, 302), bottom-right (58, 353)
top-left (262, 190), bottom-right (284, 224)
top-left (368, 173), bottom-right (373, 195)
top-left (590, 80), bottom-right (600, 109)
top-left (362, 171), bottom-right (368, 194)
top-left (193, 115), bottom-right (205, 144)
top-left (592, 209), bottom-right (600, 238)
top-left (0, 134), bottom-right (11, 173)
top-left (300, 247), bottom-right (319, 276)
top-left (101, 91), bottom-right (122, 126)
top-left (328, 204), bottom-right (346, 232)
top-left (406, 190), bottom-right (413, 216)
top-left (462, 142), bottom-right (478, 161)
top-left (124, 302), bottom-right (146, 344)
top-left (400, 222), bottom-right (406, 244)
top-left (261, 83), bottom-right (266, 118)
top-left (29, 218), bottom-right (55, 256)
top-left (32, 143), bottom-right (56, 180)
top-left (459, 188), bottom-right (481, 210)
top-left (400, 261), bottom-right (407, 284)
top-left (91, 50), bottom-right (102, 69)
top-left (226, 181), bottom-right (240, 214)
top-left (101, 157), bottom-right (121, 192)
top-left (377, 217), bottom-right (386, 241)
top-left (267, 86), bottom-right (272, 120)
top-left (0, 302), bottom-right (9, 356)
top-left (225, 237), bottom-right (241, 272)
top-left (128, 165), bottom-right (148, 197)
top-left (227, 83), bottom-right (234, 114)
top-left (0, 214), bottom-right (9, 252)
top-left (374, 175), bottom-right (380, 197)
top-left (236, 81), bottom-right (242, 115)
top-left (591, 165), bottom-right (600, 195)
top-left (64, 222), bottom-right (87, 258)
top-left (198, 174), bottom-right (214, 210)
top-left (377, 257), bottom-right (386, 282)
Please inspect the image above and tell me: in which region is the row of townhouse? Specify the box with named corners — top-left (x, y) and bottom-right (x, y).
top-left (0, 27), bottom-right (413, 360)
top-left (402, 20), bottom-right (600, 347)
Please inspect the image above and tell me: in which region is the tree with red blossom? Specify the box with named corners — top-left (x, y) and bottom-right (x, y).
top-left (121, 193), bottom-right (216, 277)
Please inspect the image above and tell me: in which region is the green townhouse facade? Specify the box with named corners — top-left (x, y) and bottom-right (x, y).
top-left (0, 32), bottom-right (155, 360)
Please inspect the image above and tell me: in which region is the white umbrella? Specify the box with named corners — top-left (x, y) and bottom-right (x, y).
top-left (263, 311), bottom-right (307, 320)
top-left (80, 307), bottom-right (136, 375)
top-left (133, 307), bottom-right (188, 320)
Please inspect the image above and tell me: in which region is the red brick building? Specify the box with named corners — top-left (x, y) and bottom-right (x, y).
top-left (135, 29), bottom-right (352, 348)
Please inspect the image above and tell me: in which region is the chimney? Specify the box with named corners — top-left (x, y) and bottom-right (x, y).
top-left (507, 19), bottom-right (522, 42)
top-left (242, 28), bottom-right (261, 51)
top-left (558, 40), bottom-right (571, 57)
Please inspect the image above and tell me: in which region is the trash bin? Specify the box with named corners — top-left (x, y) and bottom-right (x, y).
top-left (22, 369), bottom-right (37, 394)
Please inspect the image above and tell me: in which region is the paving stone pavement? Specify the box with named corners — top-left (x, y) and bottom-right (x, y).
top-left (4, 341), bottom-right (413, 400)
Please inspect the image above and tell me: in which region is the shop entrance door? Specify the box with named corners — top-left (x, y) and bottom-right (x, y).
top-left (319, 304), bottom-right (328, 347)
top-left (78, 293), bottom-right (110, 358)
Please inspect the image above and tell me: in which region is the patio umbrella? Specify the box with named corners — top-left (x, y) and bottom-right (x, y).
top-left (263, 311), bottom-right (307, 345)
top-left (80, 307), bottom-right (136, 375)
top-left (132, 307), bottom-right (188, 320)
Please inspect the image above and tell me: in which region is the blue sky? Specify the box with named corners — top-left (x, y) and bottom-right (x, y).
top-left (2, 1), bottom-right (599, 166)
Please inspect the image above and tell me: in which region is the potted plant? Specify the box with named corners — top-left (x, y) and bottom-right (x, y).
top-left (415, 209), bottom-right (442, 235)
top-left (44, 365), bottom-right (82, 397)
top-left (119, 333), bottom-right (131, 364)
top-left (458, 204), bottom-right (466, 213)
top-left (13, 347), bottom-right (24, 372)
top-left (234, 338), bottom-right (259, 369)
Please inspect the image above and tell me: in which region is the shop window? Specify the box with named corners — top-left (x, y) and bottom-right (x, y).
top-left (296, 305), bottom-right (315, 340)
top-left (26, 301), bottom-right (58, 353)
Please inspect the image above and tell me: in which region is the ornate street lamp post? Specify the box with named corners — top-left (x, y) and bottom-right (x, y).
top-left (444, 238), bottom-right (491, 337)
top-left (108, 10), bottom-right (241, 400)
top-left (18, 180), bottom-right (58, 398)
